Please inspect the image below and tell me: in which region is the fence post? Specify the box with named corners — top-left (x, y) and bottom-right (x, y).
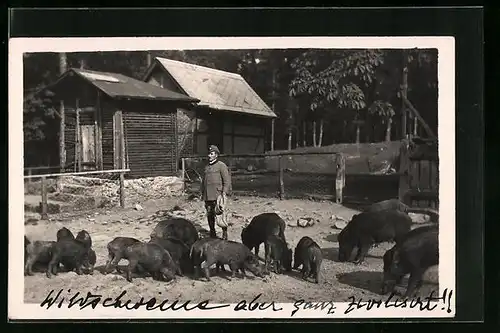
top-left (180, 158), bottom-right (186, 192)
top-left (335, 153), bottom-right (346, 204)
top-left (278, 155), bottom-right (285, 199)
top-left (398, 139), bottom-right (411, 204)
top-left (40, 176), bottom-right (49, 220)
top-left (271, 119), bottom-right (275, 151)
top-left (181, 158), bottom-right (186, 181)
top-left (25, 169), bottom-right (32, 193)
top-left (75, 106), bottom-right (81, 172)
top-left (28, 169), bottom-right (32, 184)
top-left (119, 172), bottom-right (125, 208)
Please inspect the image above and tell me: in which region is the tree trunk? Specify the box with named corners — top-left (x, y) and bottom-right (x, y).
top-left (59, 53), bottom-right (67, 73)
top-left (385, 117), bottom-right (393, 142)
top-left (302, 121), bottom-right (306, 147)
top-left (312, 120), bottom-right (317, 147)
top-left (58, 53), bottom-right (67, 178)
top-left (356, 123), bottom-right (361, 144)
top-left (270, 118), bottom-right (275, 151)
top-left (79, 59), bottom-right (85, 69)
top-left (287, 129), bottom-right (292, 150)
top-left (413, 116), bottom-right (418, 137)
top-left (401, 51), bottom-right (409, 139)
top-left (342, 120), bottom-right (347, 143)
top-left (293, 127), bottom-right (299, 149)
top-left (354, 111), bottom-right (361, 144)
top-left (365, 116), bottom-right (371, 143)
top-left (250, 51), bottom-right (258, 83)
top-left (270, 69), bottom-right (276, 151)
top-left (318, 119), bottom-right (324, 147)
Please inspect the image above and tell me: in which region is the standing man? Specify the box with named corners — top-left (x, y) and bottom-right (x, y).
top-left (201, 145), bottom-right (231, 239)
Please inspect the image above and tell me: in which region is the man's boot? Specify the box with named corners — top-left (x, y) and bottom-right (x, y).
top-left (208, 215), bottom-right (217, 238)
top-left (222, 227), bottom-right (228, 240)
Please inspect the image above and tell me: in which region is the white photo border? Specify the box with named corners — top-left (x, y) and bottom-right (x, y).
top-left (9, 36), bottom-right (455, 320)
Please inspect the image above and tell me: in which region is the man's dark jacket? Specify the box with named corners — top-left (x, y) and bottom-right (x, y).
top-left (201, 160), bottom-right (231, 201)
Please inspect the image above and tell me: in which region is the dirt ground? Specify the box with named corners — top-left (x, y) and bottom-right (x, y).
top-left (23, 195), bottom-right (439, 304)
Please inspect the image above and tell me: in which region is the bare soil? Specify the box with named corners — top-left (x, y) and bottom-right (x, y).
top-left (24, 195), bottom-right (438, 304)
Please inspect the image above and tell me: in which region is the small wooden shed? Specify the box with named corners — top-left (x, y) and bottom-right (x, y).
top-left (142, 57), bottom-right (278, 157)
top-left (44, 68), bottom-right (199, 178)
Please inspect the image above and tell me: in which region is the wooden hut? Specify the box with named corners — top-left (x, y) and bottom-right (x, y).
top-left (43, 68), bottom-right (199, 178)
top-left (141, 57), bottom-right (278, 157)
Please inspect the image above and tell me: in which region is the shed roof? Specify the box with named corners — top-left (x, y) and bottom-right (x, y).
top-left (46, 68), bottom-right (200, 103)
top-left (144, 57), bottom-right (277, 118)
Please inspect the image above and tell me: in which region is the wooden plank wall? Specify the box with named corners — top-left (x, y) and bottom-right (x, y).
top-left (113, 111), bottom-right (125, 170)
top-left (398, 139), bottom-right (440, 210)
top-left (64, 111), bottom-right (76, 171)
top-left (194, 111), bottom-right (268, 155)
top-left (101, 99), bottom-right (115, 170)
top-left (408, 159), bottom-right (439, 209)
top-left (123, 110), bottom-right (178, 178)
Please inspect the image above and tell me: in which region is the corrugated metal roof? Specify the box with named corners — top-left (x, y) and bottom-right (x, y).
top-left (153, 57), bottom-right (277, 118)
top-left (56, 68), bottom-right (199, 103)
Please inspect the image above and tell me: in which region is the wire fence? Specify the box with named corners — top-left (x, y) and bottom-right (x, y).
top-left (23, 166), bottom-right (193, 221)
top-left (24, 169), bottom-right (130, 220)
top-left (182, 152), bottom-right (401, 208)
top-left (23, 151), bottom-right (401, 222)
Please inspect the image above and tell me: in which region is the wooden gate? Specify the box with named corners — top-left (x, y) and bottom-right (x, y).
top-left (81, 125), bottom-right (96, 170)
top-left (65, 109), bottom-right (98, 172)
top-left (398, 137), bottom-right (439, 209)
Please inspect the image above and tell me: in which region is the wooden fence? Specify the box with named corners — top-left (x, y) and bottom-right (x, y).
top-left (398, 138), bottom-right (439, 209)
top-left (181, 139), bottom-right (438, 211)
top-left (180, 151), bottom-right (370, 205)
top-left (24, 137), bottom-right (438, 219)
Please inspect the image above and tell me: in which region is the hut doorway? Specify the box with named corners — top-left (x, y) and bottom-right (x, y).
top-left (68, 109), bottom-right (99, 172)
top-left (80, 124), bottom-right (97, 170)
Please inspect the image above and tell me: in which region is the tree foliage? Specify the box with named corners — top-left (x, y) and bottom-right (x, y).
top-left (289, 50), bottom-right (385, 110)
top-left (23, 53), bottom-right (62, 142)
top-left (22, 47), bottom-right (438, 158)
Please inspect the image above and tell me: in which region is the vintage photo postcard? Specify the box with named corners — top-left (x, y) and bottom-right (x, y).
top-left (9, 36), bottom-right (455, 320)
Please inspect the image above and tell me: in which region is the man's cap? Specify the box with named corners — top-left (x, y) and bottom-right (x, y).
top-left (208, 145), bottom-right (220, 155)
